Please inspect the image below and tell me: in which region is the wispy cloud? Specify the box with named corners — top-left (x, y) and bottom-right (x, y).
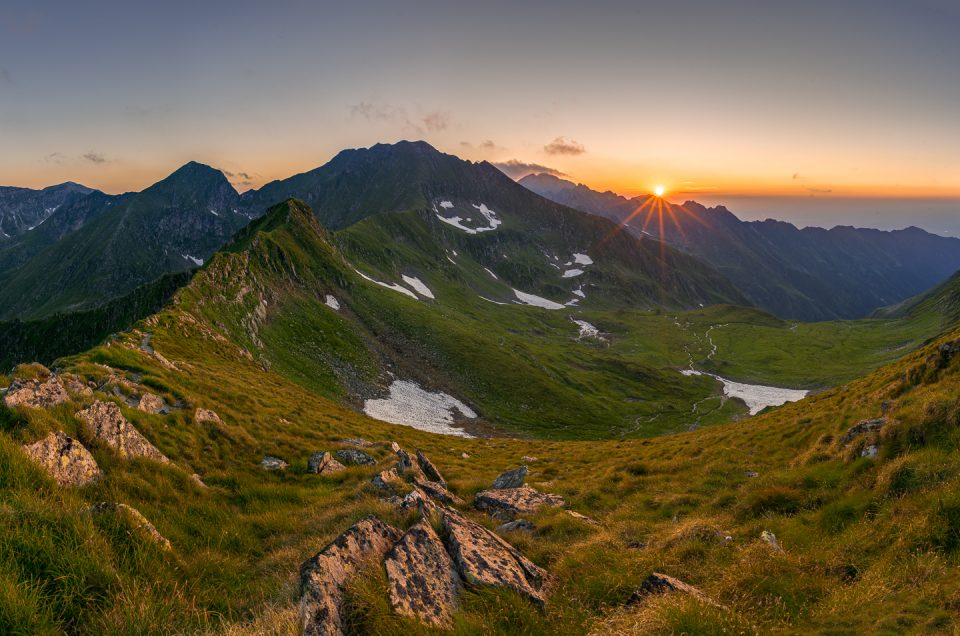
top-left (807, 187), bottom-right (833, 194)
top-left (82, 152), bottom-right (107, 164)
top-left (460, 139), bottom-right (502, 152)
top-left (492, 159), bottom-right (566, 179)
top-left (350, 101), bottom-right (451, 134)
top-left (422, 111), bottom-right (450, 132)
top-left (42, 152), bottom-right (66, 165)
top-left (221, 169), bottom-right (256, 188)
top-left (543, 136), bottom-right (586, 156)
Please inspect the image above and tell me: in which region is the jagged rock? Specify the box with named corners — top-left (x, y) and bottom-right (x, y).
top-left (492, 466), bottom-right (528, 490)
top-left (396, 448), bottom-right (419, 475)
top-left (3, 375), bottom-right (69, 409)
top-left (760, 530), bottom-right (782, 551)
top-left (839, 418), bottom-right (885, 445)
top-left (21, 432), bottom-right (103, 486)
top-left (340, 438), bottom-right (374, 448)
top-left (626, 572), bottom-right (723, 609)
top-left (413, 477), bottom-right (464, 505)
top-left (441, 508), bottom-right (547, 607)
top-left (299, 516), bottom-right (403, 636)
top-left (308, 451), bottom-right (345, 475)
top-left (416, 450), bottom-right (446, 487)
top-left (498, 519), bottom-right (535, 533)
top-left (137, 392), bottom-right (166, 414)
top-left (261, 456), bottom-right (289, 471)
top-left (87, 502), bottom-right (172, 551)
top-left (195, 408), bottom-right (222, 425)
top-left (390, 441), bottom-right (401, 453)
top-left (76, 400), bottom-right (170, 464)
top-left (474, 486), bottom-right (565, 519)
top-left (372, 468), bottom-right (402, 492)
top-left (398, 488), bottom-right (438, 516)
top-left (566, 510), bottom-right (600, 526)
top-left (384, 520), bottom-right (460, 627)
top-left (335, 448), bottom-right (375, 466)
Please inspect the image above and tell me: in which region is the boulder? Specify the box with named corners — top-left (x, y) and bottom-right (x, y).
top-left (372, 468), bottom-right (402, 492)
top-left (21, 432), bottom-right (103, 487)
top-left (760, 530), bottom-right (782, 551)
top-left (308, 451), bottom-right (345, 475)
top-left (62, 374), bottom-right (94, 398)
top-left (413, 477), bottom-right (464, 505)
top-left (395, 448), bottom-right (420, 475)
top-left (626, 572), bottom-right (723, 609)
top-left (194, 408), bottom-right (222, 425)
top-left (416, 450), bottom-right (446, 486)
top-left (335, 448), bottom-right (375, 466)
top-left (861, 444), bottom-right (879, 459)
top-left (390, 441), bottom-right (402, 453)
top-left (299, 516), bottom-right (403, 636)
top-left (492, 466), bottom-right (528, 490)
top-left (474, 486), bottom-right (565, 519)
top-left (76, 400), bottom-right (169, 463)
top-left (261, 456), bottom-right (289, 471)
top-left (398, 488), bottom-right (439, 516)
top-left (87, 502), bottom-right (172, 551)
top-left (441, 508), bottom-right (547, 607)
top-left (839, 418), bottom-right (885, 445)
top-left (137, 392), bottom-right (166, 414)
top-left (3, 375), bottom-right (69, 409)
top-left (498, 519), bottom-right (535, 533)
top-left (384, 520), bottom-right (460, 627)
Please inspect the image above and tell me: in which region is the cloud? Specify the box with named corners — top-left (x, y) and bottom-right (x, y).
top-left (492, 160), bottom-right (566, 180)
top-left (42, 152), bottom-right (66, 165)
top-left (460, 139), bottom-right (502, 152)
top-left (82, 152), bottom-right (107, 164)
top-left (350, 101), bottom-right (451, 134)
top-left (806, 187), bottom-right (833, 194)
top-left (543, 136), bottom-right (586, 156)
top-left (221, 169), bottom-right (256, 188)
top-left (422, 111), bottom-right (450, 132)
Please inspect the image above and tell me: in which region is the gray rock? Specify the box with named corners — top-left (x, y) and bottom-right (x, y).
top-left (498, 519), bottom-right (535, 533)
top-left (76, 400), bottom-right (169, 463)
top-left (299, 516), bottom-right (403, 636)
top-left (861, 444), bottom-right (879, 459)
top-left (566, 510), bottom-right (600, 526)
top-left (308, 451), bottom-right (345, 475)
top-left (261, 456), bottom-right (289, 471)
top-left (416, 450), bottom-right (446, 487)
top-left (744, 470), bottom-right (759, 478)
top-left (760, 530), bottom-right (782, 551)
top-left (492, 466), bottom-right (528, 490)
top-left (384, 520), bottom-right (460, 627)
top-left (21, 431), bottom-right (103, 487)
top-left (339, 438), bottom-right (374, 448)
top-left (3, 375), bottom-right (69, 409)
top-left (137, 392), bottom-right (166, 414)
top-left (626, 572), bottom-right (723, 609)
top-left (413, 477), bottom-right (464, 505)
top-left (474, 486), bottom-right (565, 519)
top-left (87, 502), bottom-right (172, 551)
top-left (372, 468), bottom-right (402, 492)
top-left (335, 448), bottom-right (375, 466)
top-left (194, 408), bottom-right (222, 425)
top-left (839, 418), bottom-right (885, 445)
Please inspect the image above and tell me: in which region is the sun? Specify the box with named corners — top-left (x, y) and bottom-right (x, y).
top-left (654, 185), bottom-right (665, 197)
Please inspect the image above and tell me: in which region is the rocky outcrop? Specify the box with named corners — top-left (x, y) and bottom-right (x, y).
top-left (413, 477), bottom-right (464, 505)
top-left (335, 449), bottom-right (375, 466)
top-left (384, 520), bottom-right (460, 627)
top-left (492, 466), bottom-right (528, 490)
top-left (308, 451), bottom-right (345, 475)
top-left (395, 448), bottom-right (418, 475)
top-left (416, 450), bottom-right (446, 486)
top-left (840, 418), bottom-right (885, 445)
top-left (441, 508), bottom-right (547, 607)
top-left (76, 400), bottom-right (170, 464)
top-left (137, 392), bottom-right (166, 414)
top-left (261, 456), bottom-right (289, 471)
top-left (62, 374), bottom-right (94, 398)
top-left (195, 408), bottom-right (222, 425)
top-left (299, 516), bottom-right (403, 636)
top-left (3, 375), bottom-right (70, 409)
top-left (86, 502), bottom-right (172, 551)
top-left (474, 486), bottom-right (565, 519)
top-left (838, 417), bottom-right (886, 460)
top-left (372, 468), bottom-right (403, 493)
top-left (626, 572), bottom-right (723, 609)
top-left (21, 432), bottom-right (103, 486)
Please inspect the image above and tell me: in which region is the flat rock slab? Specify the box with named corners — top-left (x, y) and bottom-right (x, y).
top-left (475, 486), bottom-right (565, 519)
top-left (308, 451), bottom-right (345, 475)
top-left (335, 448), bottom-right (376, 466)
top-left (76, 400), bottom-right (169, 464)
top-left (492, 466), bottom-right (528, 489)
top-left (300, 516), bottom-right (403, 636)
top-left (87, 502), bottom-right (172, 551)
top-left (4, 376), bottom-right (70, 409)
top-left (416, 450), bottom-right (446, 486)
top-left (441, 508), bottom-right (546, 607)
top-left (21, 431), bottom-right (103, 487)
top-left (385, 520), bottom-right (460, 627)
top-left (627, 572), bottom-right (723, 609)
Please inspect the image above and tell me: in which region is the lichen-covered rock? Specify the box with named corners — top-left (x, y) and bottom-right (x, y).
top-left (492, 466), bottom-right (528, 490)
top-left (413, 477), bottom-right (464, 505)
top-left (474, 486), bottom-right (565, 519)
top-left (261, 456), bottom-right (289, 471)
top-left (299, 516), bottom-right (403, 636)
top-left (3, 375), bottom-right (70, 409)
top-left (626, 572), bottom-right (723, 609)
top-left (385, 520), bottom-right (460, 627)
top-left (194, 408), bottom-right (222, 425)
top-left (441, 508), bottom-right (546, 607)
top-left (308, 451), bottom-right (345, 475)
top-left (416, 450), bottom-right (446, 486)
top-left (21, 432), bottom-right (103, 487)
top-left (62, 374), bottom-right (94, 398)
top-left (75, 400), bottom-right (170, 464)
top-left (335, 448), bottom-right (375, 466)
top-left (87, 502), bottom-right (172, 551)
top-left (137, 392), bottom-right (166, 414)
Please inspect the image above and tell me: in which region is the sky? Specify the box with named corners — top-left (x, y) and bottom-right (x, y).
top-left (1, 0), bottom-right (958, 233)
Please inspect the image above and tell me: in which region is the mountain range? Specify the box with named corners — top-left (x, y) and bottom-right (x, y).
top-left (520, 173), bottom-right (960, 321)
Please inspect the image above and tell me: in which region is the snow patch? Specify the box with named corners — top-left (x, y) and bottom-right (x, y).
top-left (353, 268), bottom-right (418, 299)
top-left (479, 295), bottom-right (509, 305)
top-left (363, 380), bottom-right (476, 437)
top-left (434, 201), bottom-right (501, 234)
top-left (401, 275), bottom-right (435, 299)
top-left (572, 318), bottom-right (603, 340)
top-left (483, 267), bottom-right (499, 280)
top-left (572, 286), bottom-right (586, 298)
top-left (209, 209), bottom-right (219, 216)
top-left (181, 254), bottom-right (204, 266)
top-left (562, 268), bottom-right (584, 278)
top-left (573, 253), bottom-right (594, 265)
top-left (439, 200), bottom-right (454, 209)
top-left (324, 295), bottom-right (340, 310)
top-left (682, 369), bottom-right (808, 415)
top-left (512, 288), bottom-right (565, 310)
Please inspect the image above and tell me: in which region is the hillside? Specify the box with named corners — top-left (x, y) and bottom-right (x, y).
top-left (520, 173), bottom-right (960, 321)
top-left (875, 270), bottom-right (960, 328)
top-left (0, 182), bottom-right (96, 240)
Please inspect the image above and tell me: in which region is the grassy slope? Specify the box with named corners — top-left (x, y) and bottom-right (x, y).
top-left (2, 294), bottom-right (959, 634)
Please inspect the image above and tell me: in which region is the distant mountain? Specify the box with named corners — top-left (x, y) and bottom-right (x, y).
top-left (0, 182), bottom-right (97, 239)
top-left (0, 162), bottom-right (248, 319)
top-left (521, 173), bottom-right (960, 320)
